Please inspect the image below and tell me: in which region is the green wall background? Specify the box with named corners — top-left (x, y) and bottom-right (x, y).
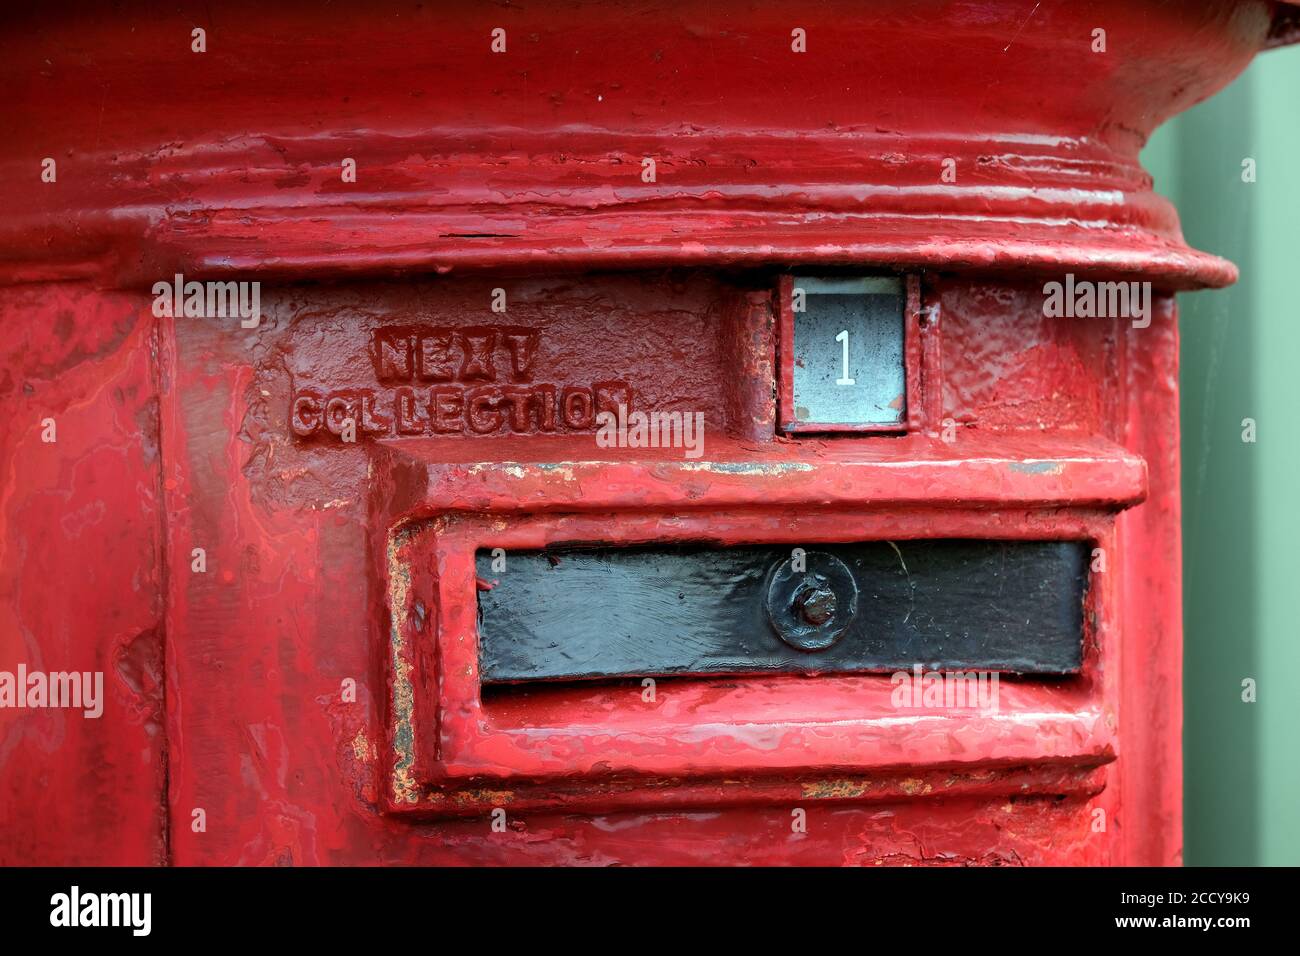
top-left (1141, 43), bottom-right (1300, 866)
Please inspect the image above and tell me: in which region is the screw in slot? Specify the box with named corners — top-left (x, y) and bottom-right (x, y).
top-left (765, 552), bottom-right (858, 652)
top-left (792, 578), bottom-right (837, 626)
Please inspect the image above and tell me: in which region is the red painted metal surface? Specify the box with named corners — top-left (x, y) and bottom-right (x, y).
top-left (1, 0), bottom-right (1288, 865)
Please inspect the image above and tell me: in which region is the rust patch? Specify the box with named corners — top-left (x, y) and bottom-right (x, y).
top-left (455, 789), bottom-right (516, 806)
top-left (899, 778), bottom-right (933, 796)
top-left (387, 525), bottom-right (419, 804)
top-left (801, 779), bottom-right (872, 800)
top-left (1008, 460), bottom-right (1065, 475)
top-left (352, 730), bottom-right (375, 763)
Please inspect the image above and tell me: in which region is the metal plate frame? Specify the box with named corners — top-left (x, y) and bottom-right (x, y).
top-left (778, 274), bottom-right (926, 434)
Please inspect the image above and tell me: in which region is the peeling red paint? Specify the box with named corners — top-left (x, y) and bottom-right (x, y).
top-left (0, 289), bottom-right (167, 865)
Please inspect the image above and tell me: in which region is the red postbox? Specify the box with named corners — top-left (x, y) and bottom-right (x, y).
top-left (2, 0), bottom-right (1295, 867)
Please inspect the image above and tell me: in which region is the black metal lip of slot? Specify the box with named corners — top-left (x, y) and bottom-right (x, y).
top-left (475, 538), bottom-right (1091, 685)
